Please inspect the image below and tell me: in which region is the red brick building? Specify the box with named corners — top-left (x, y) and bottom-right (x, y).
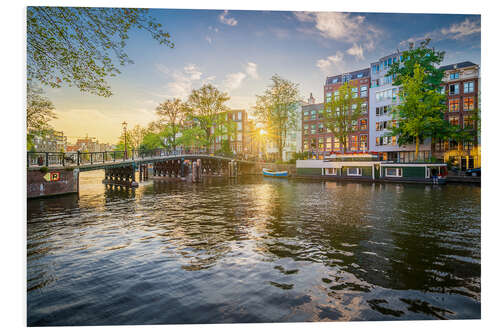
top-left (438, 61), bottom-right (480, 169)
top-left (302, 68), bottom-right (370, 158)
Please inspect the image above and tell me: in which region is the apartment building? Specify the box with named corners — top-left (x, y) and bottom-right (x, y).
top-left (213, 109), bottom-right (247, 154)
top-left (438, 61), bottom-right (481, 169)
top-left (369, 53), bottom-right (431, 162)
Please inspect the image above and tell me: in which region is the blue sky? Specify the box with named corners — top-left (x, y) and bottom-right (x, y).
top-left (46, 9), bottom-right (481, 143)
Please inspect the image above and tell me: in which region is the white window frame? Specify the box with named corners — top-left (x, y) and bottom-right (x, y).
top-left (347, 168), bottom-right (361, 176)
top-left (324, 168), bottom-right (337, 176)
top-left (385, 167), bottom-right (403, 177)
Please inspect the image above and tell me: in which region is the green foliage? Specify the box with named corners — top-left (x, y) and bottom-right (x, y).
top-left (390, 64), bottom-right (447, 156)
top-left (156, 98), bottom-right (187, 150)
top-left (323, 82), bottom-right (365, 152)
top-left (386, 38), bottom-right (445, 92)
top-left (254, 74), bottom-right (301, 161)
top-left (177, 125), bottom-right (207, 149)
top-left (185, 84), bottom-right (231, 149)
top-left (27, 83), bottom-right (57, 133)
top-left (140, 132), bottom-right (164, 150)
top-left (27, 7), bottom-right (174, 97)
top-left (39, 166), bottom-right (49, 173)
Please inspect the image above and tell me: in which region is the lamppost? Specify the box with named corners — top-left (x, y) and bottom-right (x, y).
top-left (122, 121), bottom-right (128, 159)
top-left (259, 128), bottom-right (267, 161)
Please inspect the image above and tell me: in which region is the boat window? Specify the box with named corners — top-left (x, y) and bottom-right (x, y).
top-left (347, 168), bottom-right (361, 176)
top-left (385, 167), bottom-right (402, 177)
top-left (325, 168), bottom-right (336, 176)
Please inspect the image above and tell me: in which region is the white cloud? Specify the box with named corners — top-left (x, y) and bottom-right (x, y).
top-left (347, 44), bottom-right (364, 60)
top-left (401, 18), bottom-right (480, 46)
top-left (245, 62), bottom-right (259, 79)
top-left (156, 63), bottom-right (208, 99)
top-left (294, 12), bottom-right (381, 43)
top-left (294, 12), bottom-right (381, 61)
top-left (440, 18), bottom-right (481, 40)
top-left (183, 64), bottom-right (202, 80)
top-left (219, 10), bottom-right (238, 26)
top-left (316, 51), bottom-right (345, 74)
top-left (223, 72), bottom-right (246, 91)
top-left (205, 36), bottom-right (212, 44)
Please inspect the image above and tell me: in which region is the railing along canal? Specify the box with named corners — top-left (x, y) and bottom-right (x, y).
top-left (27, 148), bottom-right (237, 168)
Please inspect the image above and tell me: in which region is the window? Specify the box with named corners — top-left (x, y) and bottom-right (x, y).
top-left (464, 81), bottom-right (474, 94)
top-left (326, 137), bottom-right (332, 150)
top-left (450, 72), bottom-right (460, 80)
top-left (318, 123), bottom-right (324, 133)
top-left (372, 64), bottom-right (380, 74)
top-left (449, 83), bottom-right (460, 95)
top-left (334, 137), bottom-right (340, 150)
top-left (360, 85), bottom-right (368, 97)
top-left (325, 168), bottom-right (337, 175)
top-left (463, 115), bottom-right (475, 129)
top-left (311, 124), bottom-right (316, 134)
top-left (237, 133), bottom-right (242, 141)
top-left (350, 136), bottom-right (358, 151)
top-left (392, 88), bottom-right (398, 102)
top-left (385, 167), bottom-right (402, 177)
top-left (464, 97), bottom-right (474, 111)
top-left (449, 115), bottom-right (459, 126)
top-left (371, 79), bottom-right (380, 88)
top-left (376, 137), bottom-right (380, 146)
top-left (360, 119), bottom-right (368, 130)
top-left (352, 87), bottom-right (358, 98)
top-left (440, 86), bottom-right (445, 94)
top-left (318, 137), bottom-right (324, 150)
top-left (238, 111), bottom-right (242, 121)
top-left (311, 110), bottom-right (316, 120)
top-left (449, 99), bottom-right (460, 112)
top-left (237, 122), bottom-right (242, 131)
top-left (347, 167), bottom-right (361, 176)
top-left (357, 73), bottom-right (363, 78)
top-left (361, 102), bottom-right (368, 113)
top-left (334, 91), bottom-right (339, 101)
top-left (392, 136), bottom-right (397, 146)
top-left (360, 135), bottom-right (367, 150)
top-left (326, 92), bottom-right (332, 103)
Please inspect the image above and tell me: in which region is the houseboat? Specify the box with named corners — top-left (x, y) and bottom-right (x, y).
top-left (296, 153), bottom-right (447, 184)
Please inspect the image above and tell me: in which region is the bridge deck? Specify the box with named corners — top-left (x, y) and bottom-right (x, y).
top-left (27, 154), bottom-right (255, 172)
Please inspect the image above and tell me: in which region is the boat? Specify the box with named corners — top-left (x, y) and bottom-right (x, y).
top-left (263, 168), bottom-right (288, 178)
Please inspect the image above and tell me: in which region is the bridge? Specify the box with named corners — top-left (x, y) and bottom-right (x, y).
top-left (27, 149), bottom-right (258, 198)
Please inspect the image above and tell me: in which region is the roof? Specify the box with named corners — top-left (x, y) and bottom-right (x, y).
top-left (439, 61), bottom-right (477, 71)
top-left (325, 68), bottom-right (370, 85)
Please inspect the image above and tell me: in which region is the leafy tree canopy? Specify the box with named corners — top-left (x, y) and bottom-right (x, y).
top-left (386, 38), bottom-right (445, 92)
top-left (27, 6), bottom-right (174, 97)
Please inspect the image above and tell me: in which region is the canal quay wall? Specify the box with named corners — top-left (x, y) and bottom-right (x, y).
top-left (27, 168), bottom-right (79, 199)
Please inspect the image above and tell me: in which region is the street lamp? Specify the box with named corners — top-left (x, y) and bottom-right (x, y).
top-left (122, 121), bottom-right (128, 159)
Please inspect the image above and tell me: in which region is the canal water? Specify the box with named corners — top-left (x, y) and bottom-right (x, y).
top-left (27, 171), bottom-right (481, 325)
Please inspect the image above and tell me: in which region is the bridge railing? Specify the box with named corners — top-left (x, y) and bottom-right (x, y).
top-left (27, 148), bottom-right (243, 168)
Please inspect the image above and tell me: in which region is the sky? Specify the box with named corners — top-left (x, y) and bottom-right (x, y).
top-left (43, 9), bottom-right (481, 144)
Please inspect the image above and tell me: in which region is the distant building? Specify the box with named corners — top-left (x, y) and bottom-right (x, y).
top-left (438, 61), bottom-right (481, 170)
top-left (68, 135), bottom-right (111, 152)
top-left (30, 130), bottom-right (67, 152)
top-left (213, 109), bottom-right (247, 154)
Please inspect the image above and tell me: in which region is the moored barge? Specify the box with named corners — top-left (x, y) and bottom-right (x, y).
top-left (296, 154), bottom-right (447, 184)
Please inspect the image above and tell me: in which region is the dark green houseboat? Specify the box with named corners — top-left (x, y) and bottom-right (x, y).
top-left (296, 154), bottom-right (447, 184)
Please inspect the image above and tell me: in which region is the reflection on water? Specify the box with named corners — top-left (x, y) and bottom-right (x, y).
top-left (27, 170), bottom-right (480, 325)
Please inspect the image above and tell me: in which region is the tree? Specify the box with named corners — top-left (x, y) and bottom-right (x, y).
top-left (254, 74), bottom-right (300, 161)
top-left (140, 132), bottom-right (164, 151)
top-left (323, 82), bottom-right (364, 153)
top-left (27, 83), bottom-right (57, 151)
top-left (155, 98), bottom-right (187, 150)
top-left (386, 38), bottom-right (445, 92)
top-left (27, 83), bottom-right (57, 132)
top-left (185, 84), bottom-right (231, 150)
top-left (390, 64), bottom-right (446, 159)
top-left (128, 125), bottom-right (146, 151)
top-left (27, 7), bottom-right (174, 97)
top-left (177, 126), bottom-right (208, 150)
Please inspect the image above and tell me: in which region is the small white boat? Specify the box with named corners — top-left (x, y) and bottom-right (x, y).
top-left (263, 168), bottom-right (288, 177)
